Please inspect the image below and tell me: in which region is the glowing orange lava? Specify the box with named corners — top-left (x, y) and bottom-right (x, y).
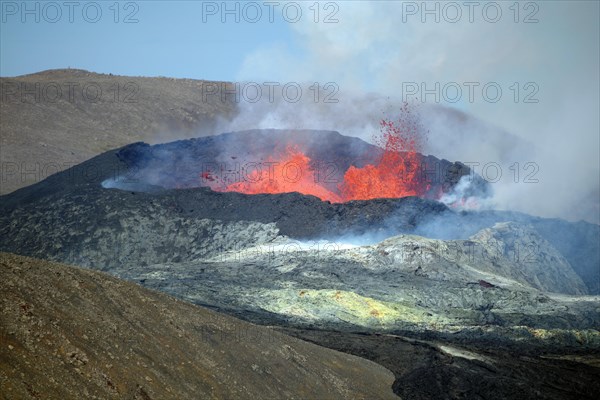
top-left (339, 119), bottom-right (426, 200)
top-left (203, 114), bottom-right (430, 202)
top-left (224, 145), bottom-right (342, 202)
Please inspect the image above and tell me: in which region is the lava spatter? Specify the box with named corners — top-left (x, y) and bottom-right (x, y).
top-left (206, 111), bottom-right (430, 202)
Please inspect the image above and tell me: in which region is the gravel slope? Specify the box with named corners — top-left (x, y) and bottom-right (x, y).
top-left (0, 252), bottom-right (398, 400)
top-left (0, 69), bottom-right (236, 195)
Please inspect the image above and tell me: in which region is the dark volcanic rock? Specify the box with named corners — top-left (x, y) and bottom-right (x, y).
top-left (282, 328), bottom-right (600, 400)
top-left (0, 131), bottom-right (451, 269)
top-left (1, 130), bottom-right (599, 400)
top-left (0, 181), bottom-right (449, 270)
top-left (0, 131), bottom-right (598, 293)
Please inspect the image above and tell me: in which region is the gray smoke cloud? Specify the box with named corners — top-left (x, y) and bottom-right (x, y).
top-left (223, 1), bottom-right (599, 224)
top-left (147, 2), bottom-right (598, 224)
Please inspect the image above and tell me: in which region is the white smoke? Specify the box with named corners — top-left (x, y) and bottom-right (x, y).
top-left (224, 1), bottom-right (599, 224)
top-left (439, 175), bottom-right (482, 210)
top-left (212, 88), bottom-right (390, 141)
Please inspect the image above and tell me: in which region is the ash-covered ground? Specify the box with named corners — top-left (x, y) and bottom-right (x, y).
top-left (1, 130), bottom-right (599, 399)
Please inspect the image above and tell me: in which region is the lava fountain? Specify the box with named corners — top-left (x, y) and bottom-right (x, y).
top-left (203, 116), bottom-right (430, 203)
top-left (107, 121), bottom-right (488, 205)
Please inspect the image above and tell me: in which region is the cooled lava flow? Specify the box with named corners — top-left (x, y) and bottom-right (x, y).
top-left (204, 118), bottom-right (430, 203)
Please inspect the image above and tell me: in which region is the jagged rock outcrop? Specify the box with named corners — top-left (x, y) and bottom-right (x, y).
top-left (468, 222), bottom-right (588, 294)
top-left (373, 222), bottom-right (588, 295)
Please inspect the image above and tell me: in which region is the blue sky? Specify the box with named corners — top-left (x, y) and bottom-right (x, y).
top-left (0, 1), bottom-right (300, 80)
top-left (4, 0), bottom-right (594, 125)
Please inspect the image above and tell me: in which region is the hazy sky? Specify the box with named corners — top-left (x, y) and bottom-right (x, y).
top-left (0, 1), bottom-right (297, 80)
top-left (1, 1), bottom-right (599, 223)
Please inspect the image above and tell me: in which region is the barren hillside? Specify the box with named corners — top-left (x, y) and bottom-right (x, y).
top-left (0, 69), bottom-right (236, 194)
top-left (0, 252), bottom-right (397, 400)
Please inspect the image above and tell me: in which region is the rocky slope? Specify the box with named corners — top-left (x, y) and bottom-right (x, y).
top-left (103, 223), bottom-right (600, 399)
top-left (0, 69), bottom-right (236, 195)
top-left (1, 132), bottom-right (599, 399)
top-left (0, 252), bottom-right (397, 400)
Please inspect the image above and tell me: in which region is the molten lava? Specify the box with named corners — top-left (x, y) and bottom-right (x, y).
top-left (339, 119), bottom-right (426, 200)
top-left (203, 114), bottom-right (430, 202)
top-left (224, 146), bottom-right (342, 202)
